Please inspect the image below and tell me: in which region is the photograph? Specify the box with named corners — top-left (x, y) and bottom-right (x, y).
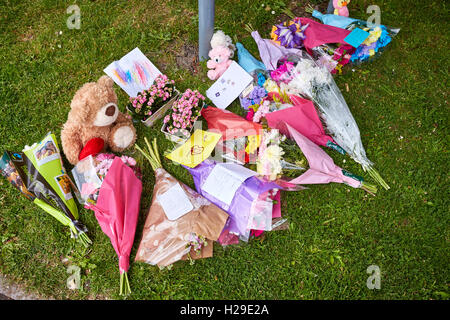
top-left (33, 136), bottom-right (60, 166)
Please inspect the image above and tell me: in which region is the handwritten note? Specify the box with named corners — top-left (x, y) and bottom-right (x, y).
top-left (157, 183), bottom-right (193, 220)
top-left (202, 163), bottom-right (257, 206)
top-left (206, 61), bottom-right (253, 109)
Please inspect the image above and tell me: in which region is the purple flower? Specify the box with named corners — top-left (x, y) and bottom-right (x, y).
top-left (273, 20), bottom-right (308, 49)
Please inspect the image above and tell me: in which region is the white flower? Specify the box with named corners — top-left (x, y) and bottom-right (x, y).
top-left (265, 128), bottom-right (280, 143)
top-left (280, 82), bottom-right (300, 96)
top-left (264, 145), bottom-right (284, 161)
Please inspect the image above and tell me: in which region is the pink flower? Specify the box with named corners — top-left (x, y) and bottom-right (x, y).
top-left (96, 153), bottom-right (114, 162)
top-left (270, 61), bottom-right (295, 83)
top-left (245, 109), bottom-right (255, 121)
top-left (121, 155), bottom-right (137, 166)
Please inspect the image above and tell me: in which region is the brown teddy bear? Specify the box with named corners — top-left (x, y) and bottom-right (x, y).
top-left (61, 75), bottom-right (137, 165)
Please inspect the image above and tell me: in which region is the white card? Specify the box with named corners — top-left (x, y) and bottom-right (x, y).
top-left (206, 61), bottom-right (253, 109)
top-left (157, 183), bottom-right (193, 220)
top-left (104, 47), bottom-right (162, 97)
top-left (202, 163), bottom-right (257, 206)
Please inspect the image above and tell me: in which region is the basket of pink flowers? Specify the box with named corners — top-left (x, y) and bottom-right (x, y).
top-left (126, 74), bottom-right (180, 127)
top-left (161, 89), bottom-right (206, 143)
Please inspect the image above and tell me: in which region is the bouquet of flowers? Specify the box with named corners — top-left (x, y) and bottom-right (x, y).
top-left (185, 159), bottom-right (297, 244)
top-left (126, 74), bottom-right (176, 122)
top-left (201, 106), bottom-right (263, 164)
top-left (1, 133), bottom-right (91, 247)
top-left (249, 90), bottom-right (294, 123)
top-left (348, 22), bottom-right (398, 63)
top-left (270, 17), bottom-right (309, 49)
top-left (240, 85), bottom-right (267, 110)
top-left (134, 138), bottom-right (228, 267)
top-left (270, 59), bottom-right (296, 83)
top-left (251, 17), bottom-right (351, 72)
top-left (308, 7), bottom-right (400, 64)
top-left (283, 51), bottom-right (389, 189)
top-left (312, 44), bottom-right (355, 74)
top-left (239, 71), bottom-right (268, 111)
top-left (163, 89), bottom-right (205, 138)
top-left (241, 61), bottom-right (346, 157)
top-left (256, 128), bottom-right (305, 181)
top-left (72, 153), bottom-right (141, 205)
top-left (256, 124), bottom-right (377, 194)
top-left (73, 153), bottom-right (142, 295)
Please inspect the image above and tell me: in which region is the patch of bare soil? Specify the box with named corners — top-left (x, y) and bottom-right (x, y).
top-left (272, 1), bottom-right (330, 26)
top-left (175, 43), bottom-right (199, 74)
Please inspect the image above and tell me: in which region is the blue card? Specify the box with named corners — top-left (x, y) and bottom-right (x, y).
top-left (344, 28), bottom-right (370, 48)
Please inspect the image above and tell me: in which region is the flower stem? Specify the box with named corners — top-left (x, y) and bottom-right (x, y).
top-left (305, 4), bottom-right (314, 14)
top-left (136, 138), bottom-right (162, 171)
top-left (367, 166), bottom-right (390, 190)
top-left (119, 272), bottom-right (123, 295)
top-left (77, 231), bottom-right (92, 247)
top-left (119, 272), bottom-right (131, 296)
top-left (361, 181), bottom-right (377, 195)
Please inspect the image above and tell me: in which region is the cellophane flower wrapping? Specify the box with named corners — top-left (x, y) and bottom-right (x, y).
top-left (1, 133), bottom-right (91, 246)
top-left (82, 156), bottom-right (142, 295)
top-left (185, 159), bottom-right (293, 244)
top-left (201, 106), bottom-right (263, 164)
top-left (283, 52), bottom-right (374, 170)
top-left (134, 167), bottom-right (229, 267)
top-left (247, 189), bottom-right (278, 231)
top-left (72, 153), bottom-right (141, 206)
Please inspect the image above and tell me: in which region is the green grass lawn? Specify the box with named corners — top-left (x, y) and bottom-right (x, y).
top-left (0, 0), bottom-right (448, 300)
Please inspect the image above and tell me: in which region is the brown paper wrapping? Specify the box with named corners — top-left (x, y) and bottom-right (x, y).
top-left (135, 168), bottom-right (228, 267)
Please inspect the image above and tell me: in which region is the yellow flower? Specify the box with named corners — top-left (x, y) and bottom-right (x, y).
top-left (363, 27), bottom-right (382, 46)
top-left (264, 79), bottom-right (279, 93)
top-left (246, 135), bottom-right (261, 154)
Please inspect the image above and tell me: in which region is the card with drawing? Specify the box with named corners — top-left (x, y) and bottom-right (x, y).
top-left (104, 47), bottom-right (162, 97)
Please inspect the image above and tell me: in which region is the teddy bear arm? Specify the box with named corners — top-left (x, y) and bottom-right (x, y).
top-left (206, 59), bottom-right (216, 69)
top-left (207, 69), bottom-right (219, 80)
top-left (61, 125), bottom-right (83, 165)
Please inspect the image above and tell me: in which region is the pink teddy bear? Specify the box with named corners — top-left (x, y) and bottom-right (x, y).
top-left (333, 0), bottom-right (350, 17)
top-left (206, 46), bottom-right (233, 80)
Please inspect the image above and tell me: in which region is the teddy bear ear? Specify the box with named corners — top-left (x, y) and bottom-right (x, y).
top-left (97, 75), bottom-right (114, 89)
top-left (68, 90), bottom-right (90, 122)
